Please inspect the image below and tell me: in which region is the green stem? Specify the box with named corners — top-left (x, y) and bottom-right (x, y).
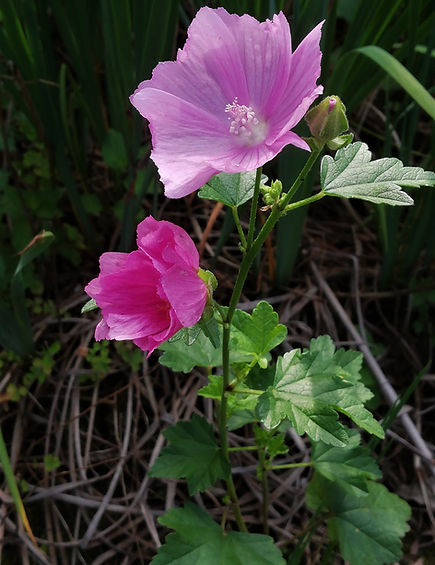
top-left (231, 206), bottom-right (247, 250)
top-left (219, 322), bottom-right (247, 532)
top-left (283, 190), bottom-right (326, 214)
top-left (258, 448), bottom-right (269, 535)
top-left (231, 387), bottom-right (262, 395)
top-left (280, 144), bottom-right (324, 208)
top-left (246, 166), bottom-right (262, 249)
top-left (226, 145), bottom-right (324, 323)
top-left (228, 445), bottom-right (259, 452)
top-left (269, 461), bottom-right (313, 471)
top-left (218, 146), bottom-right (323, 533)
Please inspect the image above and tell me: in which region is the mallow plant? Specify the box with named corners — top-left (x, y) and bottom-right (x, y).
top-left (83, 8), bottom-right (435, 564)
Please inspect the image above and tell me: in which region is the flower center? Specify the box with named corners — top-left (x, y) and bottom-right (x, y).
top-left (225, 98), bottom-right (267, 145)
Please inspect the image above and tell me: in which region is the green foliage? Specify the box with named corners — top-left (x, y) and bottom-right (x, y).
top-left (257, 336), bottom-right (384, 445)
top-left (274, 0), bottom-right (435, 284)
top-left (253, 426), bottom-right (288, 460)
top-left (101, 129), bottom-right (129, 171)
top-left (152, 502), bottom-right (285, 565)
top-left (198, 375), bottom-right (259, 431)
top-left (321, 142), bottom-right (434, 205)
top-left (43, 454), bottom-right (61, 472)
top-left (160, 302), bottom-right (285, 373)
top-left (0, 230), bottom-right (54, 356)
top-left (307, 475), bottom-right (410, 565)
top-left (350, 46), bottom-right (435, 120)
top-left (84, 341), bottom-right (111, 381)
top-left (312, 432), bottom-right (381, 495)
top-left (199, 170), bottom-right (260, 207)
top-left (115, 342), bottom-right (144, 373)
top-left (159, 328), bottom-right (224, 372)
top-left (230, 302), bottom-right (287, 367)
top-left (149, 414), bottom-right (230, 495)
top-left (7, 341), bottom-right (60, 401)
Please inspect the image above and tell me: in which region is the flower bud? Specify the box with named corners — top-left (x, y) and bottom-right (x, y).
top-left (305, 95), bottom-right (349, 142)
top-left (260, 179), bottom-right (283, 206)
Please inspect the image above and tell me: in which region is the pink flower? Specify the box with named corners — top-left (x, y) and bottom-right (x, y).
top-left (85, 217), bottom-right (208, 355)
top-left (130, 7), bottom-right (323, 198)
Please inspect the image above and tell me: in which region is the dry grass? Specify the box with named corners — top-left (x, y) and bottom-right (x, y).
top-left (1, 175), bottom-right (434, 564)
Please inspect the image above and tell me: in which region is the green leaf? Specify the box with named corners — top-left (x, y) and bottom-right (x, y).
top-left (159, 323), bottom-right (250, 373)
top-left (312, 434), bottom-right (381, 495)
top-left (307, 476), bottom-right (410, 565)
top-left (167, 325), bottom-right (201, 346)
top-left (257, 336), bottom-right (384, 446)
top-left (159, 330), bottom-right (222, 372)
top-left (321, 142), bottom-right (435, 205)
top-left (198, 316), bottom-right (220, 348)
top-left (101, 128), bottom-right (128, 171)
top-left (149, 414), bottom-right (230, 495)
top-left (254, 426), bottom-right (288, 459)
top-left (152, 502), bottom-right (285, 565)
top-left (198, 170), bottom-right (261, 207)
top-left (231, 301), bottom-right (287, 364)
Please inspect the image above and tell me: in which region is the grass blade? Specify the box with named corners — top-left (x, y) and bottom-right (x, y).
top-left (351, 45), bottom-right (435, 119)
top-left (0, 427), bottom-right (36, 545)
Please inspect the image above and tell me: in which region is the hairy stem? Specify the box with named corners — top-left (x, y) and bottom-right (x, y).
top-left (246, 166), bottom-right (263, 249)
top-left (269, 461), bottom-right (313, 471)
top-left (231, 206), bottom-right (247, 250)
top-left (219, 147), bottom-right (323, 533)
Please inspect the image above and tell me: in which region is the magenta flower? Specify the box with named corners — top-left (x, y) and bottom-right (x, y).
top-left (130, 7), bottom-right (323, 198)
top-left (85, 217), bottom-right (208, 355)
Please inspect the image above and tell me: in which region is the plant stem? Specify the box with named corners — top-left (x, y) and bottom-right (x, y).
top-left (246, 166), bottom-right (263, 249)
top-left (231, 387), bottom-right (262, 395)
top-left (218, 147), bottom-right (323, 533)
top-left (269, 461), bottom-right (313, 471)
top-left (231, 206), bottom-right (247, 250)
top-left (226, 145), bottom-right (324, 323)
top-left (228, 445), bottom-right (259, 452)
top-left (283, 190), bottom-right (325, 213)
top-left (258, 448), bottom-right (269, 535)
top-left (219, 321), bottom-right (247, 532)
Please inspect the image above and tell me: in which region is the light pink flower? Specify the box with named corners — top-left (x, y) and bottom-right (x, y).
top-left (85, 217), bottom-right (208, 355)
top-left (130, 7), bottom-right (323, 198)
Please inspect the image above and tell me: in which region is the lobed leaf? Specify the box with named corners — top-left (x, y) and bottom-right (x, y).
top-left (159, 302), bottom-right (285, 373)
top-left (231, 301), bottom-right (287, 364)
top-left (256, 336), bottom-right (384, 445)
top-left (149, 414), bottom-right (230, 495)
top-left (321, 142), bottom-right (435, 205)
top-left (152, 502), bottom-right (285, 565)
top-left (312, 433), bottom-right (381, 495)
top-left (307, 475), bottom-right (410, 565)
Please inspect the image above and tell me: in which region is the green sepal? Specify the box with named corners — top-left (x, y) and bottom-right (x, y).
top-left (81, 298), bottom-right (98, 313)
top-left (305, 95), bottom-right (349, 142)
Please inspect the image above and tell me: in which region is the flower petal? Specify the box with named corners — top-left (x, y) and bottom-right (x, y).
top-left (99, 252), bottom-right (129, 275)
top-left (268, 21), bottom-right (324, 142)
top-left (161, 265), bottom-right (208, 327)
top-left (213, 10), bottom-right (292, 115)
top-left (137, 216), bottom-right (200, 271)
top-left (85, 251), bottom-right (169, 340)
